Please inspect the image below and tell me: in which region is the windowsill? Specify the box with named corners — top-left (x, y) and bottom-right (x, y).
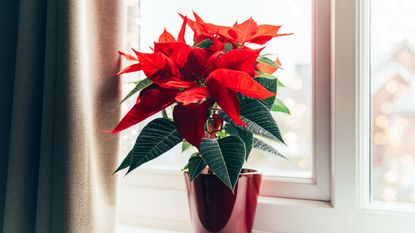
top-left (117, 196), bottom-right (334, 233)
top-left (258, 196), bottom-right (332, 208)
top-left (117, 224), bottom-right (280, 233)
top-left (117, 224), bottom-right (277, 233)
top-left (117, 225), bottom-right (185, 233)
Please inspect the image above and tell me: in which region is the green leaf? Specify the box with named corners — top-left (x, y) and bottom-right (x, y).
top-left (271, 98), bottom-right (291, 114)
top-left (255, 70), bottom-right (276, 79)
top-left (120, 78), bottom-right (152, 104)
top-left (220, 99), bottom-right (285, 144)
top-left (182, 152), bottom-right (200, 171)
top-left (253, 137), bottom-right (287, 159)
top-left (220, 113), bottom-right (278, 143)
top-left (237, 77), bottom-right (276, 109)
top-left (255, 77), bottom-right (277, 109)
top-left (255, 71), bottom-right (285, 87)
top-left (224, 124), bottom-right (253, 160)
top-left (182, 140), bottom-right (192, 152)
top-left (240, 99), bottom-right (285, 143)
top-left (114, 150), bottom-right (133, 174)
top-left (188, 156), bottom-right (207, 181)
top-left (277, 79), bottom-right (285, 87)
top-left (261, 53), bottom-right (277, 57)
top-left (224, 43), bottom-right (233, 52)
top-left (193, 39), bottom-right (214, 48)
top-left (257, 56), bottom-right (279, 68)
top-left (181, 163), bottom-right (189, 172)
top-left (190, 151), bottom-right (200, 157)
top-left (127, 118), bottom-right (183, 173)
top-left (199, 136), bottom-right (246, 191)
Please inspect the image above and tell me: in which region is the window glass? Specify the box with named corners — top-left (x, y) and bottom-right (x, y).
top-left (371, 0), bottom-right (415, 203)
top-left (121, 0), bottom-right (312, 178)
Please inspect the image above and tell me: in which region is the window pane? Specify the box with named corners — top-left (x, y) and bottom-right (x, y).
top-left (121, 0), bottom-right (312, 178)
top-left (371, 0), bottom-right (415, 203)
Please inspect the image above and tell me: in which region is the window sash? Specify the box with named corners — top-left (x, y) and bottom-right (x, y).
top-left (119, 0), bottom-right (332, 201)
top-left (117, 0), bottom-right (415, 232)
top-left (361, 0), bottom-right (415, 211)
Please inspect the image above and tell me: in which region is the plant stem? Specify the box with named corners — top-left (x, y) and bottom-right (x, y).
top-left (217, 123), bottom-right (224, 140)
top-left (162, 109), bottom-right (168, 119)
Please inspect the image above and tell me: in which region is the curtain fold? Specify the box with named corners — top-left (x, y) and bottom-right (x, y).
top-left (0, 0), bottom-right (124, 232)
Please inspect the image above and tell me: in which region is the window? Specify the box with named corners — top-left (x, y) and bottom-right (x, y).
top-left (370, 0), bottom-right (415, 204)
top-left (117, 0), bottom-right (415, 232)
top-left (123, 0), bottom-right (315, 178)
top-left (120, 0), bottom-right (330, 200)
top-left (118, 0), bottom-right (329, 228)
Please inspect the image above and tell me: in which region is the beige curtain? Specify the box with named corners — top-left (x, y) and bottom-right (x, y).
top-left (0, 0), bottom-right (124, 232)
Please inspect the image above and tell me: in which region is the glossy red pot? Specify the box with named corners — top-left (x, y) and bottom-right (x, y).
top-left (184, 169), bottom-right (262, 233)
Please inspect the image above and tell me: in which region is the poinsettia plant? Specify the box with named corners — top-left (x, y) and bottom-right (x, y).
top-left (111, 12), bottom-right (292, 191)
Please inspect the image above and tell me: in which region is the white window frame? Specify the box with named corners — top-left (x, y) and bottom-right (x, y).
top-left (117, 0), bottom-right (415, 232)
top-left (261, 0), bottom-right (331, 201)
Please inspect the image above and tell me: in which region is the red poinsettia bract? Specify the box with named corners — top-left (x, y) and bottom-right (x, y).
top-left (110, 12), bottom-right (290, 148)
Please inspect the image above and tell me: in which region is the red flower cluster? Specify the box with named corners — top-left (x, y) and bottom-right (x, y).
top-left (111, 12), bottom-right (290, 147)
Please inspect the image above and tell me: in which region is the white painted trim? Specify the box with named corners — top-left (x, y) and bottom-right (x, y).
top-left (332, 0), bottom-right (415, 232)
top-left (312, 0), bottom-right (332, 202)
top-left (357, 0), bottom-right (415, 215)
top-left (252, 0), bottom-right (333, 201)
top-left (330, 0), bottom-right (361, 218)
top-left (358, 0), bottom-right (372, 211)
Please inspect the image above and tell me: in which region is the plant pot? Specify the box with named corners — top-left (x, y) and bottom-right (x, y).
top-left (184, 168), bottom-right (262, 233)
